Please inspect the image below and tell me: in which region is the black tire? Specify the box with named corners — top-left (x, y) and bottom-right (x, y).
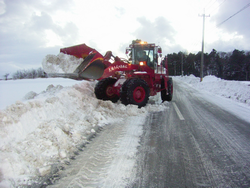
top-left (94, 78), bottom-right (119, 103)
top-left (161, 79), bottom-right (167, 101)
top-left (120, 79), bottom-right (131, 106)
top-left (161, 77), bottom-right (173, 102)
top-left (121, 78), bottom-right (149, 108)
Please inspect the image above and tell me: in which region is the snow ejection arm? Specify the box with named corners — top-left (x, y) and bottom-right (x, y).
top-left (47, 44), bottom-right (106, 80)
top-left (62, 44), bottom-right (105, 80)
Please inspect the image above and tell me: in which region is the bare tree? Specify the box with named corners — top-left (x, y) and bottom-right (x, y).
top-left (12, 67), bottom-right (46, 79)
top-left (4, 73), bottom-right (9, 80)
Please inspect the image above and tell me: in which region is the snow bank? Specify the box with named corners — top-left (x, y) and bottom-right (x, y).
top-left (0, 78), bottom-right (81, 110)
top-left (175, 75), bottom-right (250, 106)
top-left (0, 79), bottom-right (167, 187)
top-left (42, 53), bottom-right (83, 73)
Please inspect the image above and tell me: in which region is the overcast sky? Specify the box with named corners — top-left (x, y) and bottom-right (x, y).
top-left (0, 0), bottom-right (250, 77)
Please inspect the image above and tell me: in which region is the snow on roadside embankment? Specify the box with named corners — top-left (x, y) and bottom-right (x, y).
top-left (0, 78), bottom-right (82, 110)
top-left (175, 75), bottom-right (250, 106)
top-left (0, 79), bottom-right (167, 187)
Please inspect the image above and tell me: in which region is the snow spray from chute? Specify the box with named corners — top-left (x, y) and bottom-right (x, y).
top-left (43, 44), bottom-right (105, 80)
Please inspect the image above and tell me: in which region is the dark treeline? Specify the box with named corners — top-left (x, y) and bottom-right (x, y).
top-left (12, 67), bottom-right (47, 80)
top-left (167, 49), bottom-right (250, 81)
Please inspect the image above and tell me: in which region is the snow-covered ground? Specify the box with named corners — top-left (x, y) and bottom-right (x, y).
top-left (0, 78), bottom-right (166, 187)
top-left (0, 74), bottom-right (249, 187)
top-left (175, 75), bottom-right (250, 106)
top-left (175, 75), bottom-right (250, 123)
top-left (0, 78), bottom-right (82, 110)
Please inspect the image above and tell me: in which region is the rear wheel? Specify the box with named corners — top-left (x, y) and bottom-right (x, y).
top-left (94, 78), bottom-right (119, 103)
top-left (121, 78), bottom-right (149, 108)
top-left (161, 77), bottom-right (173, 102)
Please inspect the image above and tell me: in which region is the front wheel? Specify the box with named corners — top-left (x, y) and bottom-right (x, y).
top-left (121, 78), bottom-right (149, 108)
top-left (94, 78), bottom-right (119, 103)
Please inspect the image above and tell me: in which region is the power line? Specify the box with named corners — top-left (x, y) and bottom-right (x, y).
top-left (208, 0), bottom-right (228, 14)
top-left (205, 0), bottom-right (218, 12)
top-left (217, 2), bottom-right (250, 27)
top-left (189, 0), bottom-right (219, 53)
top-left (198, 0), bottom-right (215, 15)
top-left (184, 2), bottom-right (250, 54)
top-left (188, 2), bottom-right (250, 53)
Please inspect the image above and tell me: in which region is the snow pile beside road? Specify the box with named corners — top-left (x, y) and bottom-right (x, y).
top-left (0, 79), bottom-right (167, 187)
top-left (42, 53), bottom-right (83, 73)
top-left (175, 75), bottom-right (250, 106)
top-left (0, 78), bottom-right (82, 110)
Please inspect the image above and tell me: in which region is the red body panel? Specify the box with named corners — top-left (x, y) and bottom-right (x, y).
top-left (60, 44), bottom-right (95, 59)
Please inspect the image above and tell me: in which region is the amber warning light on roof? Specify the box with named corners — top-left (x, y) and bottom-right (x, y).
top-left (139, 41), bottom-right (147, 44)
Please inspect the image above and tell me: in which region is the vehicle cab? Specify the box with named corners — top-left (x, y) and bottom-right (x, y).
top-left (126, 39), bottom-right (162, 72)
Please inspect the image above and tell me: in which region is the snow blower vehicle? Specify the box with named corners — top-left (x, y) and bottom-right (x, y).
top-left (46, 39), bottom-right (173, 107)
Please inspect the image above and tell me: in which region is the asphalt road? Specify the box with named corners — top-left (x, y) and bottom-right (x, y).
top-left (130, 80), bottom-right (250, 187)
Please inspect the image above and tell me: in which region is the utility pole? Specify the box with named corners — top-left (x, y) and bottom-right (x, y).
top-left (181, 52), bottom-right (183, 77)
top-left (173, 61), bottom-right (176, 76)
top-left (199, 9), bottom-right (210, 82)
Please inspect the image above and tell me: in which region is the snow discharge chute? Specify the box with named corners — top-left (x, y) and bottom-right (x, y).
top-left (45, 44), bottom-right (105, 80)
top-left (74, 53), bottom-right (105, 80)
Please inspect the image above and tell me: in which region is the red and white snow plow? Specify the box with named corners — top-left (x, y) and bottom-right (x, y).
top-left (45, 39), bottom-right (173, 107)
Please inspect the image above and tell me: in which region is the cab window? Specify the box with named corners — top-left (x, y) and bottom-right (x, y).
top-left (134, 49), bottom-right (154, 69)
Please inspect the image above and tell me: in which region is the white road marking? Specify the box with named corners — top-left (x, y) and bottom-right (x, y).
top-left (173, 102), bottom-right (185, 121)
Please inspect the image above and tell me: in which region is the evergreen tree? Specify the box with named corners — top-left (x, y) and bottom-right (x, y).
top-left (166, 49), bottom-right (249, 81)
top-left (226, 49), bottom-right (245, 80)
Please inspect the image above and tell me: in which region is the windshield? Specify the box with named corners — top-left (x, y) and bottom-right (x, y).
top-left (133, 47), bottom-right (154, 69)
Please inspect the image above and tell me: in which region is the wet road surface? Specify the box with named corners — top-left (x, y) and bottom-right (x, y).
top-left (130, 81), bottom-right (250, 187)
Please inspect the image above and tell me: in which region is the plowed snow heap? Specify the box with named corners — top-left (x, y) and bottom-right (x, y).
top-left (42, 53), bottom-right (83, 73)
